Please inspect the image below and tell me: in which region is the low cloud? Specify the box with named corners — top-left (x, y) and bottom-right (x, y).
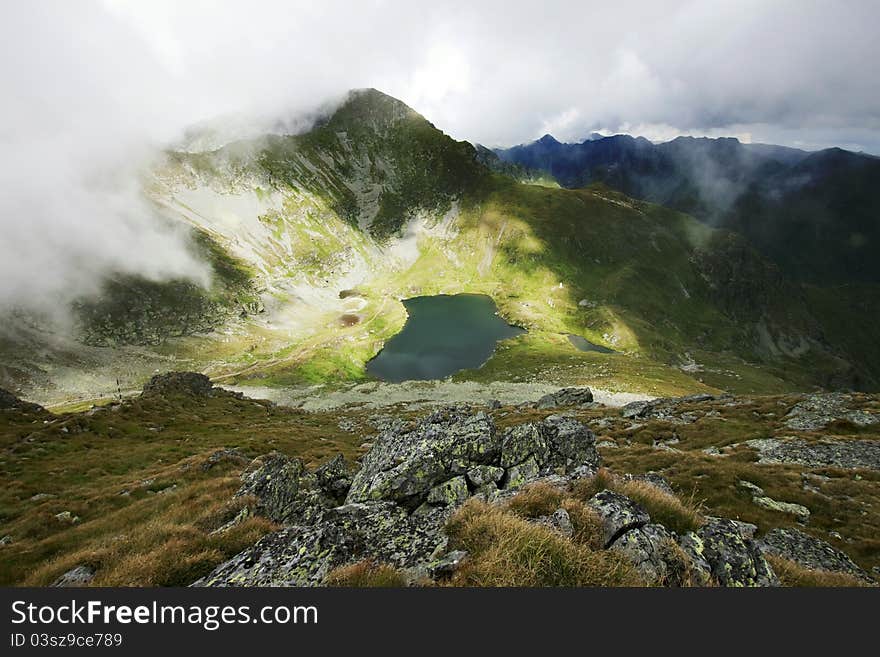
top-left (1, 0), bottom-right (878, 319)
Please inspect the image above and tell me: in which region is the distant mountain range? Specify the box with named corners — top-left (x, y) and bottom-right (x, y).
top-left (493, 134), bottom-right (880, 284)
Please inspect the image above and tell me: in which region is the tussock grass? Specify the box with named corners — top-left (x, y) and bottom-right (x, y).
top-left (323, 560), bottom-right (407, 587)
top-left (766, 555), bottom-right (871, 588)
top-left (504, 482), bottom-right (605, 550)
top-left (570, 467), bottom-right (703, 534)
top-left (445, 499), bottom-right (644, 587)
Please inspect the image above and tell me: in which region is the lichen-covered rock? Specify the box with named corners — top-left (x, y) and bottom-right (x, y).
top-left (194, 501), bottom-right (446, 587)
top-left (426, 476), bottom-right (469, 506)
top-left (142, 371), bottom-right (214, 397)
top-left (236, 451), bottom-right (307, 523)
top-left (679, 518), bottom-right (778, 587)
top-left (758, 527), bottom-right (874, 583)
top-left (500, 423), bottom-right (549, 468)
top-left (541, 415), bottom-right (600, 473)
top-left (620, 394), bottom-right (714, 423)
top-left (587, 490), bottom-right (650, 548)
top-left (201, 448), bottom-right (249, 471)
top-left (466, 465), bottom-right (505, 487)
top-left (612, 524), bottom-right (690, 586)
top-left (503, 456), bottom-right (540, 490)
top-left (51, 565), bottom-right (95, 587)
top-left (549, 508), bottom-right (574, 538)
top-left (346, 407), bottom-right (499, 508)
top-left (536, 387), bottom-right (594, 409)
top-left (428, 550), bottom-right (468, 579)
top-left (500, 415), bottom-right (599, 475)
top-left (745, 437), bottom-right (880, 470)
top-left (313, 454), bottom-right (353, 505)
top-left (738, 480), bottom-right (810, 523)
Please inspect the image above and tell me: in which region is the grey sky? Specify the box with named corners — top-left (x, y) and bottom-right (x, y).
top-left (1, 0), bottom-right (878, 312)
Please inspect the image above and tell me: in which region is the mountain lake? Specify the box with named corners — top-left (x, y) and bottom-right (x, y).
top-left (366, 294), bottom-right (525, 382)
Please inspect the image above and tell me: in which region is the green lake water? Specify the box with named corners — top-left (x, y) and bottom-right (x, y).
top-left (366, 294), bottom-right (525, 382)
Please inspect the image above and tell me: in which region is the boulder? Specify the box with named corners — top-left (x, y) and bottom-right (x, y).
top-left (758, 527), bottom-right (874, 583)
top-left (500, 423), bottom-right (549, 468)
top-left (587, 490), bottom-right (650, 548)
top-left (236, 451), bottom-right (308, 524)
top-left (503, 456), bottom-right (541, 490)
top-left (346, 407), bottom-right (500, 508)
top-left (536, 387), bottom-right (594, 409)
top-left (679, 518), bottom-right (778, 587)
top-left (612, 524), bottom-right (690, 585)
top-left (428, 550), bottom-right (468, 579)
top-left (51, 565), bottom-right (95, 587)
top-left (622, 472), bottom-right (675, 496)
top-left (500, 415), bottom-right (599, 475)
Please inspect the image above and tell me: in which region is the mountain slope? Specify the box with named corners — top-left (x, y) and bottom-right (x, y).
top-left (2, 89), bottom-right (876, 405)
top-left (495, 135), bottom-right (880, 284)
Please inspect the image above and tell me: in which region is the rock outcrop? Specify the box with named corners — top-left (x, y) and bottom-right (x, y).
top-left (745, 437), bottom-right (880, 470)
top-left (193, 405), bottom-right (868, 588)
top-left (758, 527), bottom-right (875, 583)
top-left (142, 372), bottom-right (215, 397)
top-left (0, 387), bottom-right (46, 414)
top-left (783, 393), bottom-right (879, 431)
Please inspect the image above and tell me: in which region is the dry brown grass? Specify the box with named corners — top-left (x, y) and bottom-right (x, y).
top-left (504, 482), bottom-right (605, 550)
top-left (445, 499), bottom-right (644, 587)
top-left (21, 471), bottom-right (278, 586)
top-left (323, 560), bottom-right (407, 587)
top-left (570, 468), bottom-right (704, 535)
top-left (766, 555), bottom-right (872, 588)
top-left (504, 481), bottom-right (565, 517)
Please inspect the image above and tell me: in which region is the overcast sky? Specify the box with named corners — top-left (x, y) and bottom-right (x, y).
top-left (1, 0), bottom-right (878, 313)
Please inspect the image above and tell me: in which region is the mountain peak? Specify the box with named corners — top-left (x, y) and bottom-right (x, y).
top-left (323, 88), bottom-right (424, 133)
top-left (536, 133), bottom-right (561, 146)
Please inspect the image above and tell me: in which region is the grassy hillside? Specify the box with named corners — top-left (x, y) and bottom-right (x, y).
top-left (3, 89), bottom-right (875, 405)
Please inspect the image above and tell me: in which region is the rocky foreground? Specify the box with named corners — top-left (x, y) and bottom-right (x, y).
top-left (3, 373), bottom-right (878, 587)
top-left (192, 386), bottom-right (876, 587)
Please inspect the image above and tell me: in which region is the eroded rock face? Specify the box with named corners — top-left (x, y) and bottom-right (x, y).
top-left (745, 437), bottom-right (880, 470)
top-left (679, 518), bottom-right (778, 587)
top-left (759, 527), bottom-right (874, 583)
top-left (347, 407), bottom-right (600, 508)
top-left (196, 406), bottom-right (860, 589)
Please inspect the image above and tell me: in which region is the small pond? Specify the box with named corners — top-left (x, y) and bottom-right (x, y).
top-left (366, 294), bottom-right (525, 382)
top-left (567, 333), bottom-right (616, 354)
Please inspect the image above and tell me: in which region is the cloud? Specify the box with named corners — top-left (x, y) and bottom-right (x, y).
top-left (1, 0), bottom-right (878, 316)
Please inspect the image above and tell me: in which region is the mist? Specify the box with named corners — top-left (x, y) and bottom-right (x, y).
top-left (2, 0), bottom-right (879, 320)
